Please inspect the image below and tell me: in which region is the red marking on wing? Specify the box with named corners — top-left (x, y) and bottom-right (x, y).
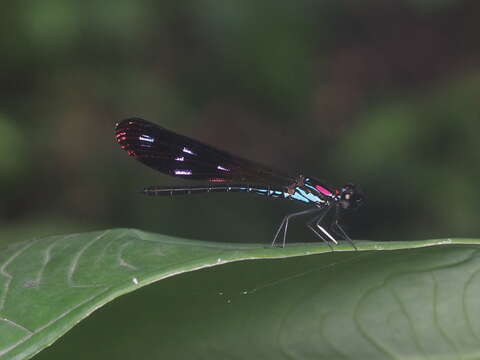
top-left (209, 178), bottom-right (228, 182)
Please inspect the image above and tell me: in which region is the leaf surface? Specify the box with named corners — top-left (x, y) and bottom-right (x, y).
top-left (0, 230), bottom-right (478, 359)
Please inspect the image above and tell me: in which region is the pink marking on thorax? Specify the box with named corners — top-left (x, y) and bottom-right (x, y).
top-left (315, 185), bottom-right (333, 196)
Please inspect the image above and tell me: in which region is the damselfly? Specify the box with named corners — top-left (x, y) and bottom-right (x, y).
top-left (115, 118), bottom-right (364, 248)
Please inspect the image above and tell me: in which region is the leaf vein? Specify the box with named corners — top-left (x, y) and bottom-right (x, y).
top-left (117, 241), bottom-right (138, 271)
top-left (68, 231), bottom-right (109, 288)
top-left (0, 240), bottom-right (38, 312)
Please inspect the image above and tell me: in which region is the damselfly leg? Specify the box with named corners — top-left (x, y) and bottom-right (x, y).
top-left (272, 207), bottom-right (323, 248)
top-left (305, 205), bottom-right (336, 250)
top-left (306, 222), bottom-right (333, 250)
top-left (330, 206), bottom-right (358, 250)
top-left (308, 205), bottom-right (358, 250)
top-left (330, 222), bottom-right (357, 250)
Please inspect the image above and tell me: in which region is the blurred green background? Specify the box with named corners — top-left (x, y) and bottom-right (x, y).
top-left (1, 0), bottom-right (479, 246)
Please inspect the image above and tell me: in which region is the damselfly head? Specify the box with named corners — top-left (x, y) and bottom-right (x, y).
top-left (338, 184), bottom-right (364, 210)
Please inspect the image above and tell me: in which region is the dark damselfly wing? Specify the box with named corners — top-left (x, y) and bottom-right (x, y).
top-left (115, 118), bottom-right (295, 186)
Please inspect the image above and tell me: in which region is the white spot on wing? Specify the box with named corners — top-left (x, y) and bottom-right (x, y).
top-left (139, 135), bottom-right (154, 143)
top-left (174, 169), bottom-right (192, 176)
top-left (182, 147), bottom-right (195, 155)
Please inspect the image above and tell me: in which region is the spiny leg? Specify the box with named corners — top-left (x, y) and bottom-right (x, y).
top-left (272, 207), bottom-right (323, 248)
top-left (329, 205), bottom-right (357, 250)
top-left (306, 222), bottom-right (333, 250)
top-left (331, 222), bottom-right (357, 250)
top-left (306, 205), bottom-right (336, 250)
top-left (273, 207), bottom-right (322, 248)
top-left (314, 212), bottom-right (338, 245)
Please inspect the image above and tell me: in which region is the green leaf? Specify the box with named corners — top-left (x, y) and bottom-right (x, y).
top-left (1, 230), bottom-right (479, 359)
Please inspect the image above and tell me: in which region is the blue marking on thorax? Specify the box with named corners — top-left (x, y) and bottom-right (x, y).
top-left (304, 183), bottom-right (317, 191)
top-left (289, 186), bottom-right (323, 204)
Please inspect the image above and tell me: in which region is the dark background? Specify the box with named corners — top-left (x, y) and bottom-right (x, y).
top-left (1, 1), bottom-right (480, 245)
